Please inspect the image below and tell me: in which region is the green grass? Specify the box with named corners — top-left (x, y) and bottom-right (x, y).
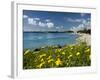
top-left (23, 42), bottom-right (91, 69)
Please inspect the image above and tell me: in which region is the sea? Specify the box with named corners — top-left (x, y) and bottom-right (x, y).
top-left (23, 32), bottom-right (79, 49)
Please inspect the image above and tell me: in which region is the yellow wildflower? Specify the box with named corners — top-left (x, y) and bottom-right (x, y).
top-left (69, 45), bottom-right (72, 47)
top-left (69, 45), bottom-right (73, 50)
top-left (57, 55), bottom-right (60, 57)
top-left (55, 49), bottom-right (62, 52)
top-left (39, 54), bottom-right (46, 58)
top-left (55, 49), bottom-right (58, 52)
top-left (37, 62), bottom-right (45, 68)
top-left (47, 56), bottom-right (52, 60)
top-left (41, 58), bottom-right (44, 62)
top-left (69, 45), bottom-right (73, 48)
top-left (55, 58), bottom-right (62, 66)
top-left (68, 54), bottom-right (72, 59)
top-left (76, 52), bottom-right (80, 56)
top-left (58, 49), bottom-right (62, 52)
top-left (62, 52), bottom-right (65, 55)
top-left (71, 47), bottom-right (73, 50)
top-left (24, 49), bottom-right (30, 55)
top-left (85, 49), bottom-right (90, 53)
top-left (48, 59), bottom-right (54, 63)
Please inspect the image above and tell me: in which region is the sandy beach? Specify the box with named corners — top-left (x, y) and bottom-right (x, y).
top-left (76, 33), bottom-right (91, 46)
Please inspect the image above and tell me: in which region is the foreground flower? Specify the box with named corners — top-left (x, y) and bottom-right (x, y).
top-left (70, 45), bottom-right (73, 50)
top-left (68, 54), bottom-right (72, 59)
top-left (55, 49), bottom-right (62, 53)
top-left (24, 49), bottom-right (30, 55)
top-left (62, 52), bottom-right (65, 55)
top-left (55, 58), bottom-right (62, 66)
top-left (48, 59), bottom-right (54, 63)
top-left (76, 52), bottom-right (80, 56)
top-left (41, 58), bottom-right (44, 62)
top-left (37, 62), bottom-right (45, 68)
top-left (69, 45), bottom-right (73, 49)
top-left (39, 54), bottom-right (46, 58)
top-left (47, 56), bottom-right (52, 60)
top-left (85, 49), bottom-right (90, 53)
top-left (58, 49), bottom-right (62, 52)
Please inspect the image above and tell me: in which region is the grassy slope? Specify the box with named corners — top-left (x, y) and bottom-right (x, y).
top-left (23, 42), bottom-right (91, 69)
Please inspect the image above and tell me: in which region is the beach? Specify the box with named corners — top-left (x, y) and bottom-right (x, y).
top-left (76, 33), bottom-right (91, 46)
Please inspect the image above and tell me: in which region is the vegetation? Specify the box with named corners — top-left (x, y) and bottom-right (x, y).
top-left (24, 30), bottom-right (74, 33)
top-left (66, 30), bottom-right (74, 33)
top-left (77, 28), bottom-right (91, 34)
top-left (23, 42), bottom-right (91, 69)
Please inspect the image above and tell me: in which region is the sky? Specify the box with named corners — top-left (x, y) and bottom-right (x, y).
top-left (23, 10), bottom-right (91, 32)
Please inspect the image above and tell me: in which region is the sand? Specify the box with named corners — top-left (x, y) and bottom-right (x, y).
top-left (76, 33), bottom-right (91, 46)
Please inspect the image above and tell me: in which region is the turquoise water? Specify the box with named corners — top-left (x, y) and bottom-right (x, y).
top-left (23, 32), bottom-right (79, 49)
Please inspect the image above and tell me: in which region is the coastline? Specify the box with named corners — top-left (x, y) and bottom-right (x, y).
top-left (76, 33), bottom-right (91, 46)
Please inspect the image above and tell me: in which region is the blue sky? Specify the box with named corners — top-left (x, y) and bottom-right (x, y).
top-left (23, 10), bottom-right (91, 32)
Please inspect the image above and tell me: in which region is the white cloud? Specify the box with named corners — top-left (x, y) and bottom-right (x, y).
top-left (23, 15), bottom-right (28, 18)
top-left (67, 18), bottom-right (82, 22)
top-left (38, 20), bottom-right (55, 28)
top-left (70, 27), bottom-right (77, 32)
top-left (56, 27), bottom-right (60, 29)
top-left (24, 16), bottom-right (40, 25)
top-left (28, 18), bottom-right (37, 25)
top-left (25, 17), bottom-right (56, 29)
top-left (80, 13), bottom-right (85, 17)
top-left (47, 22), bottom-right (54, 28)
top-left (56, 26), bottom-right (63, 29)
top-left (61, 26), bottom-right (64, 28)
top-left (82, 19), bottom-right (91, 28)
top-left (45, 19), bottom-right (51, 22)
top-left (82, 19), bottom-right (87, 24)
top-left (70, 18), bottom-right (91, 32)
top-left (34, 18), bottom-right (40, 21)
top-left (38, 21), bottom-right (46, 27)
top-left (77, 24), bottom-right (84, 30)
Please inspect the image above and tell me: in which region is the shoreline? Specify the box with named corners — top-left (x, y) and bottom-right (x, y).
top-left (76, 33), bottom-right (91, 46)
